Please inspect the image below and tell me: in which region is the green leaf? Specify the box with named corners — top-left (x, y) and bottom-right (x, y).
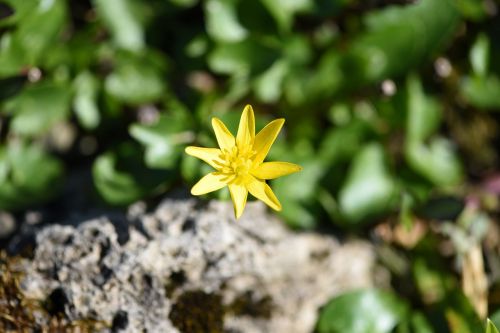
top-left (487, 319), bottom-right (500, 333)
top-left (254, 36), bottom-right (310, 102)
top-left (180, 152), bottom-right (203, 184)
top-left (412, 255), bottom-right (453, 303)
top-left (283, 50), bottom-right (342, 106)
top-left (338, 143), bottom-right (397, 225)
top-left (456, 0), bottom-right (488, 21)
top-left (93, 0), bottom-right (145, 52)
top-left (260, 0), bottom-right (312, 32)
top-left (273, 159), bottom-right (324, 229)
top-left (443, 292), bottom-right (483, 333)
top-left (343, 0), bottom-right (460, 84)
top-left (204, 0), bottom-right (247, 42)
top-left (490, 311), bottom-right (500, 333)
top-left (93, 143), bottom-right (172, 205)
top-left (268, 139), bottom-right (323, 229)
top-left (253, 59), bottom-right (288, 103)
top-left (470, 34), bottom-right (489, 77)
top-left (405, 75), bottom-right (463, 186)
top-left (4, 82), bottom-right (71, 136)
top-left (0, 0), bottom-right (67, 75)
top-left (185, 35), bottom-right (209, 58)
top-left (208, 38), bottom-right (280, 75)
top-left (169, 0), bottom-right (198, 7)
top-left (406, 139), bottom-right (463, 187)
top-left (0, 1), bottom-right (31, 26)
top-left (130, 104), bottom-right (194, 169)
top-left (0, 143), bottom-right (63, 211)
top-left (406, 75), bottom-right (441, 143)
top-left (317, 289), bottom-right (409, 333)
top-left (278, 198), bottom-right (317, 229)
top-left (105, 52), bottom-right (166, 105)
top-left (73, 71), bottom-right (100, 129)
top-left (461, 75), bottom-right (500, 110)
top-left (409, 312), bottom-right (434, 333)
top-left (15, 0), bottom-right (67, 62)
top-left (0, 33), bottom-right (26, 77)
top-left (319, 120), bottom-right (369, 165)
top-left (236, 0), bottom-right (277, 35)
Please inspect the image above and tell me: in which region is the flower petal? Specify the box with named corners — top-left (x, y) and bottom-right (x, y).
top-left (246, 176), bottom-right (282, 211)
top-left (236, 105), bottom-right (255, 150)
top-left (212, 117), bottom-right (235, 151)
top-left (185, 146), bottom-right (224, 169)
top-left (229, 183), bottom-right (248, 219)
top-left (191, 172), bottom-right (228, 195)
top-left (253, 118), bottom-right (284, 164)
top-left (251, 161), bottom-right (302, 180)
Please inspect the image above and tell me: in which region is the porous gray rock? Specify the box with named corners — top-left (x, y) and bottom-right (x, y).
top-left (20, 199), bottom-right (374, 333)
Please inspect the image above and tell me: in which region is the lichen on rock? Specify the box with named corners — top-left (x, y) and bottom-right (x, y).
top-left (13, 199), bottom-right (374, 332)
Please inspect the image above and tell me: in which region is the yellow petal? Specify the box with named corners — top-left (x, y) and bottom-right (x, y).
top-left (253, 118), bottom-right (284, 164)
top-left (191, 172), bottom-right (228, 195)
top-left (246, 176), bottom-right (282, 211)
top-left (185, 146), bottom-right (224, 169)
top-left (212, 117), bottom-right (235, 151)
top-left (236, 105), bottom-right (255, 150)
top-left (251, 161), bottom-right (302, 180)
top-left (229, 183), bottom-right (248, 219)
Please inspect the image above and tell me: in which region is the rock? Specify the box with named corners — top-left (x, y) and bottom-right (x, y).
top-left (19, 199), bottom-right (374, 333)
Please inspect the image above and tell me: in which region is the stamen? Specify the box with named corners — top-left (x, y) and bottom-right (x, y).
top-left (217, 144), bottom-right (256, 183)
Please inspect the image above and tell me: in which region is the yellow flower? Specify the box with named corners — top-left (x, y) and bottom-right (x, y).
top-left (185, 105), bottom-right (302, 219)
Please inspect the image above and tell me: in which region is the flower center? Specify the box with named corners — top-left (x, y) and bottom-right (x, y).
top-left (219, 146), bottom-right (255, 183)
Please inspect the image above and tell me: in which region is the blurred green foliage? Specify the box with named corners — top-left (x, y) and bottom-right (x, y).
top-left (317, 288), bottom-right (410, 333)
top-left (487, 319), bottom-right (500, 333)
top-left (0, 0), bottom-right (499, 331)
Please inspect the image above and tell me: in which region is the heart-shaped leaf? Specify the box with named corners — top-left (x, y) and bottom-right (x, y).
top-left (338, 143), bottom-right (398, 225)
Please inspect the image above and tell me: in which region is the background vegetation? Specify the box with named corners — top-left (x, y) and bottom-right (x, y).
top-left (0, 0), bottom-right (499, 332)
